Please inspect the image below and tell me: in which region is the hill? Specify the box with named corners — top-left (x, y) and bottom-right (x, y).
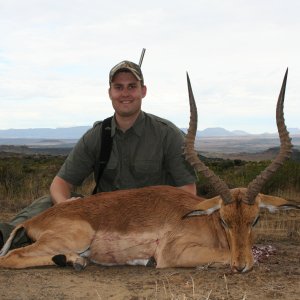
top-left (0, 127), bottom-right (90, 139)
top-left (1, 126), bottom-right (299, 139)
top-left (204, 147), bottom-right (300, 162)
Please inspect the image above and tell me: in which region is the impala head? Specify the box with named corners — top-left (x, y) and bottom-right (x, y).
top-left (183, 69), bottom-right (299, 273)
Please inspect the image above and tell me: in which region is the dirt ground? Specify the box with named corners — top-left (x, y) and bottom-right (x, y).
top-left (0, 212), bottom-right (299, 300)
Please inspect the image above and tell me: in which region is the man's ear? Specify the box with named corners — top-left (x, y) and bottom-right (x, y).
top-left (108, 87), bottom-right (112, 100)
top-left (141, 85), bottom-right (147, 98)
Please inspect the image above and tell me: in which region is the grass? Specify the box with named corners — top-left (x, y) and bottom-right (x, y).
top-left (0, 154), bottom-right (66, 211)
top-left (0, 154), bottom-right (299, 212)
top-left (141, 273), bottom-right (249, 299)
top-left (255, 209), bottom-right (300, 240)
top-left (87, 277), bottom-right (250, 300)
top-left (196, 159), bottom-right (300, 203)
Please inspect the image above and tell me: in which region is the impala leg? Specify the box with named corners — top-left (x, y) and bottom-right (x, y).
top-left (0, 243), bottom-right (58, 269)
top-left (0, 233), bottom-right (91, 269)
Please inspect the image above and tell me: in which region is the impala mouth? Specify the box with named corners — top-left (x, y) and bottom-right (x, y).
top-left (231, 265), bottom-right (253, 274)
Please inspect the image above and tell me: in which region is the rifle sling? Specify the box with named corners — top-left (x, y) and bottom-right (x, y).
top-left (92, 116), bottom-right (113, 194)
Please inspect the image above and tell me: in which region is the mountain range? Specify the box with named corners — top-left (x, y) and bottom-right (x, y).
top-left (0, 126), bottom-right (299, 139)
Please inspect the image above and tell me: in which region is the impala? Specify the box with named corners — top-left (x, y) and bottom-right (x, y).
top-left (0, 69), bottom-right (298, 273)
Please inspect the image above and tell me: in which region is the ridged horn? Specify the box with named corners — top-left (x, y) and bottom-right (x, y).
top-left (245, 69), bottom-right (293, 204)
top-left (184, 73), bottom-right (233, 204)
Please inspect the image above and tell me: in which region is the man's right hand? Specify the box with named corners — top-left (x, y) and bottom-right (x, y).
top-left (50, 176), bottom-right (74, 204)
top-left (66, 197), bottom-right (82, 202)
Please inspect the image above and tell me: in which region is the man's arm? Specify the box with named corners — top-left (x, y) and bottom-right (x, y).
top-left (178, 182), bottom-right (197, 195)
top-left (50, 176), bottom-right (76, 204)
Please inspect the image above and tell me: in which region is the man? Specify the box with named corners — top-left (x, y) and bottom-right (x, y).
top-left (0, 60), bottom-right (197, 248)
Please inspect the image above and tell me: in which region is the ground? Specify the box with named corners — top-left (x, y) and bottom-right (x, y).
top-left (0, 212), bottom-right (299, 300)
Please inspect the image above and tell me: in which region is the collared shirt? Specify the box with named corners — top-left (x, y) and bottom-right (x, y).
top-left (57, 111), bottom-right (196, 193)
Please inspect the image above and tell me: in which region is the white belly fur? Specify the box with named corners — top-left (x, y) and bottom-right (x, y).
top-left (89, 231), bottom-right (160, 265)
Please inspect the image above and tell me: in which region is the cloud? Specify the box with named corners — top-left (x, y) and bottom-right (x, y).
top-left (0, 0), bottom-right (299, 133)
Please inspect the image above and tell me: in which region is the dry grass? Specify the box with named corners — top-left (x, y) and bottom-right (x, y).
top-left (273, 187), bottom-right (300, 203)
top-left (140, 273), bottom-right (249, 299)
top-left (255, 209), bottom-right (300, 241)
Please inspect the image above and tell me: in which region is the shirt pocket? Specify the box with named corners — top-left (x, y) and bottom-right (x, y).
top-left (102, 157), bottom-right (118, 182)
top-left (133, 160), bottom-right (160, 175)
top-left (132, 160), bottom-right (163, 187)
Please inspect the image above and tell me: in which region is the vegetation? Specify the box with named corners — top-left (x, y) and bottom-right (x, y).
top-left (196, 158), bottom-right (300, 201)
top-left (0, 154), bottom-right (65, 211)
top-left (0, 153), bottom-right (299, 212)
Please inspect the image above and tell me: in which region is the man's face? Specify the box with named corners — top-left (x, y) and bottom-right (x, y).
top-left (109, 72), bottom-right (147, 118)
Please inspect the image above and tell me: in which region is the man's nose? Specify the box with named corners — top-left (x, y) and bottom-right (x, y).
top-left (121, 88), bottom-right (130, 96)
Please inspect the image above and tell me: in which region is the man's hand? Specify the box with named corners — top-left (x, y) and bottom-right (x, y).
top-left (178, 183), bottom-right (197, 195)
top-left (66, 197), bottom-right (82, 202)
top-left (50, 176), bottom-right (75, 204)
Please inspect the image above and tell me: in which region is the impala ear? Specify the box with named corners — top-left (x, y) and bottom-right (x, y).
top-left (258, 193), bottom-right (300, 212)
top-left (182, 196), bottom-right (222, 219)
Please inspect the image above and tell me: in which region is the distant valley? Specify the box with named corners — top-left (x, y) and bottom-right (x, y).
top-left (0, 126), bottom-right (299, 161)
top-left (0, 126), bottom-right (299, 139)
top-left (0, 126), bottom-right (90, 139)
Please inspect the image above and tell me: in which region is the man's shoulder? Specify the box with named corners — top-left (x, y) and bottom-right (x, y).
top-left (82, 121), bottom-right (102, 136)
top-left (79, 119), bottom-right (105, 141)
top-left (92, 120), bottom-right (103, 129)
top-left (92, 120), bottom-right (102, 127)
top-left (144, 113), bottom-right (180, 131)
top-left (144, 113), bottom-right (184, 138)
top-left (92, 116), bottom-right (114, 129)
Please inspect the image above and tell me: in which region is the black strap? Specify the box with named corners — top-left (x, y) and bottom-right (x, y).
top-left (92, 116), bottom-right (113, 194)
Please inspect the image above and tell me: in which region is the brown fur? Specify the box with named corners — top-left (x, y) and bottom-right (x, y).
top-left (0, 185), bottom-right (295, 272)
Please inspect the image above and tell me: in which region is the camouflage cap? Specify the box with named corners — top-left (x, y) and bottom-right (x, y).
top-left (109, 60), bottom-right (144, 84)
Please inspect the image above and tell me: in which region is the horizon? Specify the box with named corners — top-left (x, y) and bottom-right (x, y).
top-left (0, 125), bottom-right (300, 137)
top-left (1, 1), bottom-right (300, 133)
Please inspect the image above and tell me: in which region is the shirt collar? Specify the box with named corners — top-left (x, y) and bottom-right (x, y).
top-left (110, 111), bottom-right (145, 137)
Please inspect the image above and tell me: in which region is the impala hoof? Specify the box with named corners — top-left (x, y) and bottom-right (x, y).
top-left (73, 257), bottom-right (88, 271)
top-left (146, 256), bottom-right (157, 267)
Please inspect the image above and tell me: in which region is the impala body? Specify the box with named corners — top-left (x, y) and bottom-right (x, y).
top-left (0, 69), bottom-right (298, 273)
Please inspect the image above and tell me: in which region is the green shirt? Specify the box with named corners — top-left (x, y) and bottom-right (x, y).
top-left (57, 111), bottom-right (196, 192)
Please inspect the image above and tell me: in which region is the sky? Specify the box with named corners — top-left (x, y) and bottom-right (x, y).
top-left (0, 0), bottom-right (299, 134)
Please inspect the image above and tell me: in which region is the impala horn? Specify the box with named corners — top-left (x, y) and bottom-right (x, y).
top-left (184, 73), bottom-right (233, 204)
top-left (245, 69), bottom-right (293, 204)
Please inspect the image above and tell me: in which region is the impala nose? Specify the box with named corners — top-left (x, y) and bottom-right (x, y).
top-left (232, 265), bottom-right (247, 273)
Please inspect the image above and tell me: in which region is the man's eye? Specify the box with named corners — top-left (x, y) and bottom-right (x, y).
top-left (128, 85), bottom-right (136, 89)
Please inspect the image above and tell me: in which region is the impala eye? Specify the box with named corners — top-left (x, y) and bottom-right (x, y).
top-left (252, 216), bottom-right (260, 227)
top-left (220, 218), bottom-right (228, 228)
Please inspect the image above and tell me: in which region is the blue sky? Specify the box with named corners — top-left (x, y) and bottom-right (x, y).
top-left (0, 0), bottom-right (299, 133)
